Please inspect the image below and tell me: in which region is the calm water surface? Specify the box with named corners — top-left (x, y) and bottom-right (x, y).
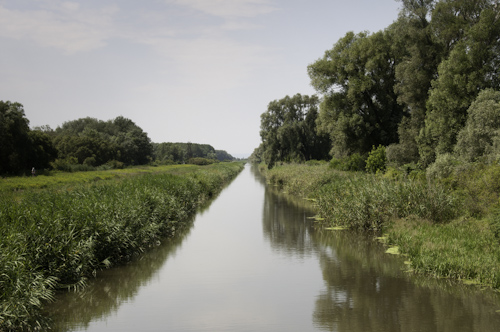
top-left (47, 164), bottom-right (500, 331)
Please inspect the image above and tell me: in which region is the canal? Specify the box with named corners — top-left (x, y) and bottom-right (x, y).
top-left (47, 164), bottom-right (500, 331)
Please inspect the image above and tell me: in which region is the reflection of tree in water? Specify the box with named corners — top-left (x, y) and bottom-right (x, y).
top-left (46, 215), bottom-right (197, 331)
top-left (311, 229), bottom-right (500, 332)
top-left (261, 184), bottom-right (318, 259)
top-left (254, 164), bottom-right (500, 331)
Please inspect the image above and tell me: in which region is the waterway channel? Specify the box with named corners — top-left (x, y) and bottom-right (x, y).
top-left (46, 164), bottom-right (500, 331)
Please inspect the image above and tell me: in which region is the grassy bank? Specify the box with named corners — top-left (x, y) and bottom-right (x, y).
top-left (262, 163), bottom-right (500, 290)
top-left (0, 162), bottom-right (244, 331)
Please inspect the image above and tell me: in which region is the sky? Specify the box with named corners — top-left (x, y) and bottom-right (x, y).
top-left (0, 0), bottom-right (402, 158)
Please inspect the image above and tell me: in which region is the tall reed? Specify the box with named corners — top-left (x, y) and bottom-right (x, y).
top-left (263, 162), bottom-right (500, 289)
top-left (265, 164), bottom-right (458, 229)
top-left (0, 162), bottom-right (243, 331)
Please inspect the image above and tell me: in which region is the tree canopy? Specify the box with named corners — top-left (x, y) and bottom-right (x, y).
top-left (307, 29), bottom-right (405, 157)
top-left (152, 142), bottom-right (234, 163)
top-left (0, 101), bottom-right (57, 174)
top-left (259, 94), bottom-right (330, 168)
top-left (258, 0), bottom-right (500, 171)
top-left (52, 116), bottom-right (153, 167)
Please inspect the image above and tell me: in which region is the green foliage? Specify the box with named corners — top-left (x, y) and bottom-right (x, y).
top-left (264, 162), bottom-right (500, 289)
top-left (0, 163), bottom-right (244, 330)
top-left (152, 142), bottom-right (233, 164)
top-left (260, 93), bottom-right (330, 168)
top-left (0, 101), bottom-right (57, 176)
top-left (308, 30), bottom-right (405, 157)
top-left (53, 116), bottom-right (153, 167)
top-left (386, 117), bottom-right (421, 165)
top-left (426, 153), bottom-right (461, 181)
top-left (265, 164), bottom-right (458, 230)
top-left (420, 4), bottom-right (500, 160)
top-left (186, 157), bottom-right (218, 165)
top-left (387, 217), bottom-right (500, 288)
top-left (329, 153), bottom-right (366, 171)
top-left (297, 0), bottom-right (500, 168)
top-left (365, 145), bottom-right (387, 173)
top-left (455, 89), bottom-right (500, 162)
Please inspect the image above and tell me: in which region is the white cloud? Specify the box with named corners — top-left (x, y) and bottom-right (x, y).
top-left (166, 0), bottom-right (277, 18)
top-left (139, 35), bottom-right (275, 94)
top-left (0, 2), bottom-right (117, 53)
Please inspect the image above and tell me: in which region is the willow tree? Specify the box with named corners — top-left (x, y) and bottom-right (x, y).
top-left (308, 30), bottom-right (405, 158)
top-left (260, 94), bottom-right (330, 168)
top-left (419, 3), bottom-right (500, 165)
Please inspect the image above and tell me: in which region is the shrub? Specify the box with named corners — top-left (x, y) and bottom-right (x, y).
top-left (329, 153), bottom-right (366, 171)
top-left (426, 153), bottom-right (461, 181)
top-left (365, 145), bottom-right (387, 173)
top-left (186, 157), bottom-right (218, 165)
top-left (455, 89), bottom-right (500, 162)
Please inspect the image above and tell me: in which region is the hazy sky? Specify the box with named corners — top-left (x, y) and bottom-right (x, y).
top-left (1, 0), bottom-right (401, 157)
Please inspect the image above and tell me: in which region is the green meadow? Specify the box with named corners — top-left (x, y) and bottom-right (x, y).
top-left (0, 162), bottom-right (244, 331)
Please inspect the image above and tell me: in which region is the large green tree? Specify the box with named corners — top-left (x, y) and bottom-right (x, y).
top-left (0, 101), bottom-right (32, 174)
top-left (260, 94), bottom-right (330, 168)
top-left (53, 116), bottom-right (153, 166)
top-left (419, 2), bottom-right (500, 165)
top-left (308, 29), bottom-right (405, 157)
top-left (454, 89), bottom-right (500, 162)
top-left (387, 0), bottom-right (442, 165)
top-left (0, 101), bottom-right (57, 174)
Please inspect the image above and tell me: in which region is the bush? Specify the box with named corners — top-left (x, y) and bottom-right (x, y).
top-left (106, 159), bottom-right (125, 169)
top-left (455, 89), bottom-right (500, 162)
top-left (426, 153), bottom-right (461, 181)
top-left (329, 153), bottom-right (366, 171)
top-left (305, 159), bottom-right (327, 166)
top-left (186, 157), bottom-right (218, 165)
top-left (365, 145), bottom-right (387, 173)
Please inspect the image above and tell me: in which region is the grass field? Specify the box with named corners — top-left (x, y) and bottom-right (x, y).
top-left (0, 164), bottom-right (198, 193)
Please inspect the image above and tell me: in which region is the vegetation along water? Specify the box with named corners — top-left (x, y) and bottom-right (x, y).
top-left (260, 162), bottom-right (500, 290)
top-left (248, 0), bottom-right (500, 301)
top-left (0, 162), bottom-right (244, 331)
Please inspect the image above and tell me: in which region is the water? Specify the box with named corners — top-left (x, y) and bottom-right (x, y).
top-left (47, 164), bottom-right (500, 331)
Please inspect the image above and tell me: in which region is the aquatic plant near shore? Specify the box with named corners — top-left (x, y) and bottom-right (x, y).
top-left (262, 162), bottom-right (500, 290)
top-left (0, 162), bottom-right (243, 331)
top-left (265, 163), bottom-right (458, 229)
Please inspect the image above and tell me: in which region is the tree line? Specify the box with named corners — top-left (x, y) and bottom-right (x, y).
top-left (0, 102), bottom-right (234, 175)
top-left (153, 142), bottom-right (235, 164)
top-left (253, 0), bottom-right (500, 172)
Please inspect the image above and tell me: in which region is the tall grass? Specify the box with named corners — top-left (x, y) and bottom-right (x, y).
top-left (266, 163), bottom-right (458, 229)
top-left (0, 162), bottom-right (243, 331)
top-left (387, 217), bottom-right (500, 288)
top-left (262, 162), bottom-right (500, 290)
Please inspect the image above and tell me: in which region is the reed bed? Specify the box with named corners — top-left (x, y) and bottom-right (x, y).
top-left (266, 163), bottom-right (458, 229)
top-left (0, 162), bottom-right (243, 331)
top-left (263, 163), bottom-right (500, 290)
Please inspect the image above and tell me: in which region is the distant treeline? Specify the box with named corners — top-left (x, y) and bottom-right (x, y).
top-left (152, 142), bottom-right (235, 164)
top-left (0, 103), bottom-right (234, 175)
top-left (253, 0), bottom-right (500, 173)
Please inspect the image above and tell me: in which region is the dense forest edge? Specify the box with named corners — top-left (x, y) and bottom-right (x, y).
top-left (0, 162), bottom-right (244, 331)
top-left (250, 0), bottom-right (500, 292)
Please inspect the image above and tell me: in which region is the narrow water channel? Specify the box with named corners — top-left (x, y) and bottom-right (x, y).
top-left (47, 164), bottom-right (500, 331)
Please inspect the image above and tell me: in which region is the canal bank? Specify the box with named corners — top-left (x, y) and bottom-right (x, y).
top-left (46, 164), bottom-right (500, 331)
